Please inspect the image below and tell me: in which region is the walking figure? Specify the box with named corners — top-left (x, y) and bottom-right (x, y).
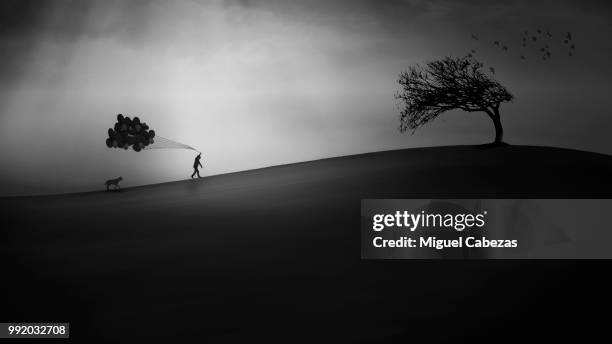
top-left (191, 153), bottom-right (203, 178)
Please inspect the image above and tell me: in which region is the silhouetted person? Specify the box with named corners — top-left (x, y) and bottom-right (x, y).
top-left (191, 153), bottom-right (203, 178)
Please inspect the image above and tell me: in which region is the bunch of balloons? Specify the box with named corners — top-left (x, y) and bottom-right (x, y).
top-left (106, 114), bottom-right (156, 152)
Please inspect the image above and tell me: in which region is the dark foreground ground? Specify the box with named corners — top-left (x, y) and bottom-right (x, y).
top-left (2, 145), bottom-right (612, 343)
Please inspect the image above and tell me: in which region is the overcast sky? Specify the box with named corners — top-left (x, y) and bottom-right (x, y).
top-left (1, 0), bottom-right (611, 195)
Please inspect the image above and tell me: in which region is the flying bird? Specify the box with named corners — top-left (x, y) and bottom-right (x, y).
top-left (471, 33), bottom-right (479, 40)
top-left (502, 45), bottom-right (508, 51)
top-left (520, 55), bottom-right (525, 60)
top-left (494, 41), bottom-right (500, 46)
top-left (566, 32), bottom-right (572, 40)
top-left (471, 49), bottom-right (476, 54)
top-left (532, 36), bottom-right (537, 41)
top-left (570, 44), bottom-right (575, 49)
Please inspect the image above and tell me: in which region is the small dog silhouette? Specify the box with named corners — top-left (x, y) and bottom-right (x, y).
top-left (105, 177), bottom-right (123, 191)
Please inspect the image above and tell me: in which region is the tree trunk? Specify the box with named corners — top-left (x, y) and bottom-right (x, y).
top-left (488, 109), bottom-right (504, 144)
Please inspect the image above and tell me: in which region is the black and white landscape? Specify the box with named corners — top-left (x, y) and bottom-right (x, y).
top-left (2, 1), bottom-right (612, 342)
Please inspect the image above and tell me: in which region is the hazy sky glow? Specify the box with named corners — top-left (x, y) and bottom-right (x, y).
top-left (1, 0), bottom-right (611, 195)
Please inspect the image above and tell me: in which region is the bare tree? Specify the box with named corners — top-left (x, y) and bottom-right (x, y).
top-left (395, 56), bottom-right (513, 144)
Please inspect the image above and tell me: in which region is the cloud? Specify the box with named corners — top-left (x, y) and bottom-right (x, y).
top-left (1, 0), bottom-right (612, 195)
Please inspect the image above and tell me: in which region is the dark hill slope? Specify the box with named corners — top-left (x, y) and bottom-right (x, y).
top-left (2, 145), bottom-right (612, 343)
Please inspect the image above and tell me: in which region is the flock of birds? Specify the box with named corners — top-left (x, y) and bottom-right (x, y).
top-left (467, 29), bottom-right (576, 74)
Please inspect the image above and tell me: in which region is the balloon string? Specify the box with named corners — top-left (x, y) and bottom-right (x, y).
top-left (145, 136), bottom-right (197, 151)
